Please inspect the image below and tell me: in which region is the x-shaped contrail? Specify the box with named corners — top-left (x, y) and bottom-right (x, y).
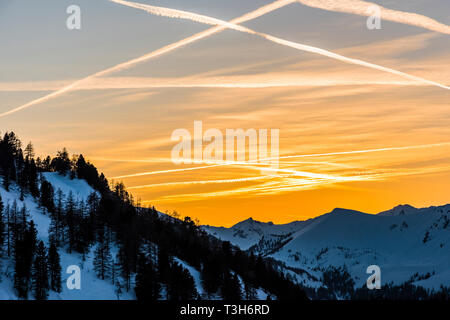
top-left (1, 0), bottom-right (449, 118)
top-left (109, 0), bottom-right (450, 91)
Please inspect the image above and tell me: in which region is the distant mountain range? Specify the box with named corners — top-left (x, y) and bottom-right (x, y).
top-left (203, 205), bottom-right (450, 291)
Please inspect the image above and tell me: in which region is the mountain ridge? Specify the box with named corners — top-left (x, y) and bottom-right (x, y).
top-left (202, 203), bottom-right (450, 290)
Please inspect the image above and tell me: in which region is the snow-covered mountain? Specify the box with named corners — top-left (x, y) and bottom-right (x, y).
top-left (203, 205), bottom-right (450, 290)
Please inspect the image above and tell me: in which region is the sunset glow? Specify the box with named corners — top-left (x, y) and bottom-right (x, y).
top-left (1, 0), bottom-right (449, 226)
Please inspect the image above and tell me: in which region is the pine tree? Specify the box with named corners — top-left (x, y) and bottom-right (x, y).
top-left (51, 148), bottom-right (71, 175)
top-left (48, 242), bottom-right (62, 293)
top-left (32, 241), bottom-right (49, 300)
top-left (0, 194), bottom-right (4, 251)
top-left (135, 254), bottom-right (161, 300)
top-left (18, 204), bottom-right (29, 234)
top-left (65, 191), bottom-right (76, 253)
top-left (49, 189), bottom-right (64, 247)
top-left (93, 228), bottom-right (112, 280)
top-left (221, 271), bottom-right (242, 300)
top-left (28, 158), bottom-right (39, 198)
top-left (166, 262), bottom-right (197, 300)
top-left (24, 142), bottom-right (34, 159)
top-left (14, 221), bottom-right (37, 299)
top-left (39, 178), bottom-right (55, 213)
top-left (5, 203), bottom-right (11, 257)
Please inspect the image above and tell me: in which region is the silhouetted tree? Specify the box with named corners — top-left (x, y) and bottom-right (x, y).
top-left (48, 242), bottom-right (62, 293)
top-left (32, 241), bottom-right (49, 300)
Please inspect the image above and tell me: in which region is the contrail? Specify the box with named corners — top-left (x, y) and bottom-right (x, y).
top-left (112, 163), bottom-right (226, 179)
top-left (111, 142), bottom-right (450, 179)
top-left (297, 0), bottom-right (450, 35)
top-left (263, 142), bottom-right (450, 161)
top-left (0, 0), bottom-right (295, 118)
top-left (152, 164), bottom-right (450, 202)
top-left (109, 0), bottom-right (450, 90)
top-left (128, 175), bottom-right (284, 189)
top-left (109, 0), bottom-right (252, 33)
top-left (112, 158), bottom-right (359, 181)
top-left (0, 76), bottom-right (423, 92)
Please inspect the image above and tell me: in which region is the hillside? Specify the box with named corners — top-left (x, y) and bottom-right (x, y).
top-left (203, 205), bottom-right (450, 294)
top-left (0, 172), bottom-right (133, 300)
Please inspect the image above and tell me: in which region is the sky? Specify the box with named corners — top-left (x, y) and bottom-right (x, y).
top-left (1, 0), bottom-right (449, 226)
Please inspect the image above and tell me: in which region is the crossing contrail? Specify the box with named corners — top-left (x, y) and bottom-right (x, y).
top-left (297, 0), bottom-right (450, 35)
top-left (127, 175), bottom-right (285, 189)
top-left (111, 142), bottom-right (450, 179)
top-left (0, 0), bottom-right (295, 118)
top-left (109, 0), bottom-right (450, 90)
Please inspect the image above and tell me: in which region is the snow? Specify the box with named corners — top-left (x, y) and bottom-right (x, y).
top-left (42, 172), bottom-right (98, 202)
top-left (203, 206), bottom-right (450, 291)
top-left (0, 174), bottom-right (132, 300)
top-left (173, 257), bottom-right (205, 298)
top-left (48, 248), bottom-right (134, 300)
top-left (202, 218), bottom-right (307, 250)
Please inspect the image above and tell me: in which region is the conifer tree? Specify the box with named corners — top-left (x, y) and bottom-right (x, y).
top-left (135, 253), bottom-right (161, 301)
top-left (32, 241), bottom-right (49, 300)
top-left (24, 142), bottom-right (34, 159)
top-left (39, 178), bottom-right (55, 213)
top-left (65, 191), bottom-right (77, 253)
top-left (93, 228), bottom-right (112, 280)
top-left (48, 242), bottom-right (62, 293)
top-left (49, 189), bottom-right (64, 247)
top-left (221, 271), bottom-right (242, 300)
top-left (5, 203), bottom-right (11, 257)
top-left (51, 148), bottom-right (71, 175)
top-left (14, 220), bottom-right (37, 299)
top-left (0, 194), bottom-right (4, 251)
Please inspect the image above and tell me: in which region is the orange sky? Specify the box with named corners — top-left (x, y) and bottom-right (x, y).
top-left (1, 1), bottom-right (449, 226)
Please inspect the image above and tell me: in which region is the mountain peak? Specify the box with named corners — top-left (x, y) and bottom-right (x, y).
top-left (330, 208), bottom-right (360, 215)
top-left (378, 204), bottom-right (418, 216)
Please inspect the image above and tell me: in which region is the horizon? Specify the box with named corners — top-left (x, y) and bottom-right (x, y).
top-left (1, 0), bottom-right (450, 227)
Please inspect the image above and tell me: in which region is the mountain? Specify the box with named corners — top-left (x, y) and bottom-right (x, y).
top-left (203, 206), bottom-right (450, 293)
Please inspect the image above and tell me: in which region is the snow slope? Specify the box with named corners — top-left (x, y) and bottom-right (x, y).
top-left (203, 218), bottom-right (308, 250)
top-left (42, 172), bottom-right (99, 202)
top-left (174, 257), bottom-right (206, 299)
top-left (0, 174), bottom-right (133, 300)
top-left (203, 206), bottom-right (450, 290)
